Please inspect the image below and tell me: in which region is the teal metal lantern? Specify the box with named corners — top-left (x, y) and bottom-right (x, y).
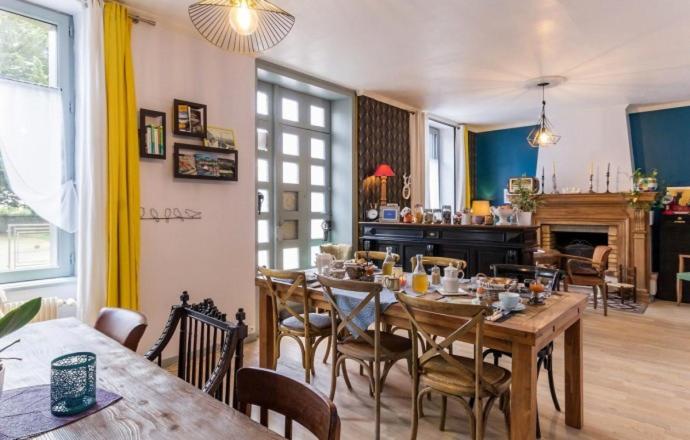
top-left (50, 352), bottom-right (97, 416)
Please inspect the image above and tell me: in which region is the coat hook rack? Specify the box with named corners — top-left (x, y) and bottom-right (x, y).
top-left (140, 207), bottom-right (202, 222)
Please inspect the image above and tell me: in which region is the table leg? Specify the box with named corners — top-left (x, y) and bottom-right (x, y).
top-left (510, 342), bottom-right (537, 439)
top-left (258, 287), bottom-right (275, 369)
top-left (564, 317), bottom-right (584, 428)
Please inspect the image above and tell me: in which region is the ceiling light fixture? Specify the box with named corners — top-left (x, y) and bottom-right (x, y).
top-left (527, 81), bottom-right (561, 148)
top-left (188, 0), bottom-right (295, 53)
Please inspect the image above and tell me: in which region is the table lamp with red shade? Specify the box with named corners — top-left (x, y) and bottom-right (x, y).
top-left (374, 163), bottom-right (395, 205)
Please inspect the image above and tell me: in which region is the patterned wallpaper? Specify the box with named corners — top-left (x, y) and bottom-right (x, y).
top-left (357, 96), bottom-right (411, 219)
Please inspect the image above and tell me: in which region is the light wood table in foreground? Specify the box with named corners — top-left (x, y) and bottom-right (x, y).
top-left (2, 318), bottom-right (281, 440)
top-left (256, 277), bottom-right (587, 440)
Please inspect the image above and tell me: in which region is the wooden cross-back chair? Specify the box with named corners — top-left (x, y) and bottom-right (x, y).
top-left (563, 245), bottom-right (612, 316)
top-left (410, 255), bottom-right (468, 271)
top-left (317, 275), bottom-right (412, 440)
top-left (236, 367), bottom-right (341, 440)
top-left (395, 292), bottom-right (511, 440)
top-left (145, 292), bottom-right (247, 408)
top-left (258, 267), bottom-right (332, 384)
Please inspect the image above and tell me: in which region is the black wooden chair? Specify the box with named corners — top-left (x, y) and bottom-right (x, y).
top-left (145, 292), bottom-right (248, 408)
top-left (484, 264), bottom-right (563, 439)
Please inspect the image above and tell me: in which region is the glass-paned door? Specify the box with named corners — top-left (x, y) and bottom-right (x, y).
top-left (256, 81), bottom-right (331, 270)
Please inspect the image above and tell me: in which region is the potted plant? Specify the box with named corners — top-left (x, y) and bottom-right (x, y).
top-left (510, 182), bottom-right (541, 225)
top-left (0, 297), bottom-right (41, 395)
top-left (632, 168), bottom-right (659, 192)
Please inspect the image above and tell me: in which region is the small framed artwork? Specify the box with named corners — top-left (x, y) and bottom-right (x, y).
top-left (205, 126), bottom-right (236, 150)
top-left (139, 109), bottom-right (166, 159)
top-left (173, 99), bottom-right (207, 138)
top-left (173, 143), bottom-right (238, 181)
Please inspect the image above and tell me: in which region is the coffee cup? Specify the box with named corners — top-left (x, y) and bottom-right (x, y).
top-left (442, 276), bottom-right (460, 293)
top-left (383, 276), bottom-right (401, 291)
top-left (499, 292), bottom-right (520, 310)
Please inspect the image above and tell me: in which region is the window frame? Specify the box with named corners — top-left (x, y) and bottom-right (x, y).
top-left (0, 0), bottom-right (75, 284)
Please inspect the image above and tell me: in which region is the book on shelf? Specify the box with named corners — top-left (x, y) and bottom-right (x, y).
top-left (144, 125), bottom-right (165, 155)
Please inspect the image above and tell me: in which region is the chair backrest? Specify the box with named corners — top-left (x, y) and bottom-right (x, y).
top-left (354, 250), bottom-right (400, 263)
top-left (317, 275), bottom-right (390, 356)
top-left (410, 255), bottom-right (467, 270)
top-left (145, 292), bottom-right (248, 408)
top-left (395, 291), bottom-right (494, 396)
top-left (95, 307), bottom-right (148, 351)
top-left (592, 246), bottom-right (613, 270)
top-left (491, 264), bottom-right (564, 291)
top-left (258, 267), bottom-right (311, 336)
top-left (320, 243), bottom-right (353, 260)
top-left (236, 367), bottom-right (340, 440)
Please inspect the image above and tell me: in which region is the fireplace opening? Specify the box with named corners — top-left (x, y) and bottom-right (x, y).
top-left (553, 231), bottom-right (608, 258)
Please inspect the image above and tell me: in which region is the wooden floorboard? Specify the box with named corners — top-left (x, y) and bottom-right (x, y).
top-left (174, 297), bottom-right (690, 439)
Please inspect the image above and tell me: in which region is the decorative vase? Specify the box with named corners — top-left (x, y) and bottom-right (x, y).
top-left (517, 211), bottom-right (533, 226)
top-left (491, 205), bottom-right (515, 226)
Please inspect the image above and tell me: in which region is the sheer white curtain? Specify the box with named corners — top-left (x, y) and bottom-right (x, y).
top-left (75, 0), bottom-right (107, 324)
top-left (409, 111), bottom-right (428, 208)
top-left (0, 80), bottom-right (78, 233)
top-left (455, 125), bottom-right (469, 210)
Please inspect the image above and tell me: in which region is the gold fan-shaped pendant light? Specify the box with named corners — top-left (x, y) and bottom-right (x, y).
top-left (189, 0), bottom-right (295, 53)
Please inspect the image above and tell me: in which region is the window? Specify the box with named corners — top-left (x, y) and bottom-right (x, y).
top-left (0, 1), bottom-right (74, 283)
top-left (425, 120), bottom-right (459, 212)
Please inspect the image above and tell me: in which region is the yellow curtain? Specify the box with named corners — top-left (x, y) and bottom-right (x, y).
top-left (464, 127), bottom-right (472, 208)
top-left (104, 3), bottom-right (140, 309)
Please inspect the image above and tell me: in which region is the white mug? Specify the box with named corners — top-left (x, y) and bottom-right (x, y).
top-left (499, 292), bottom-right (520, 310)
top-left (442, 276), bottom-right (460, 293)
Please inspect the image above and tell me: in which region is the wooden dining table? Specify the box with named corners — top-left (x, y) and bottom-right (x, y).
top-left (256, 276), bottom-right (587, 440)
top-left (1, 318), bottom-right (282, 439)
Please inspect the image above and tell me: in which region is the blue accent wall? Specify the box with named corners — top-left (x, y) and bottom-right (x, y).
top-left (475, 126), bottom-right (538, 205)
top-left (629, 106), bottom-right (690, 187)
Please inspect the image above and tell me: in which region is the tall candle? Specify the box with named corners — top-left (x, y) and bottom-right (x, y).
top-left (607, 162), bottom-right (611, 173)
top-left (552, 161), bottom-right (556, 175)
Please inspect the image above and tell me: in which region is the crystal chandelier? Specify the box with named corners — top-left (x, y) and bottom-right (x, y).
top-left (527, 82), bottom-right (561, 148)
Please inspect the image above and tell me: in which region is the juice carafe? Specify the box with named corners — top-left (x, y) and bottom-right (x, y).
top-left (412, 254), bottom-right (429, 293)
top-left (382, 246), bottom-right (395, 276)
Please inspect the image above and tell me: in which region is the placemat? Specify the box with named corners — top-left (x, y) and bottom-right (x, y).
top-left (0, 385), bottom-right (121, 440)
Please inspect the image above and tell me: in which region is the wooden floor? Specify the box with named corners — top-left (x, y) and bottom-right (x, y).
top-left (235, 297), bottom-right (690, 439)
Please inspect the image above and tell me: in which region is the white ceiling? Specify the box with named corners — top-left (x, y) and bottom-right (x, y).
top-left (125, 0), bottom-right (690, 127)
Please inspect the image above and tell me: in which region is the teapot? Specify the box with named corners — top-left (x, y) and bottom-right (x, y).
top-left (443, 265), bottom-right (465, 280)
top-left (490, 205), bottom-right (515, 226)
top-left (314, 253), bottom-right (335, 275)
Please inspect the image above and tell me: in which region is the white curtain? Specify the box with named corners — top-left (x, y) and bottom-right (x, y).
top-left (455, 125), bottom-right (469, 210)
top-left (0, 80), bottom-right (78, 233)
top-left (75, 0), bottom-right (107, 324)
top-left (409, 111), bottom-right (428, 208)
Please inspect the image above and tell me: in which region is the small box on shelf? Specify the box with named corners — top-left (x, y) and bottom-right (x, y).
top-left (139, 109), bottom-right (166, 159)
top-left (173, 143), bottom-right (238, 182)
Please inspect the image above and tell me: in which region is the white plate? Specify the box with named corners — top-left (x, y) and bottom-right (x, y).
top-left (492, 301), bottom-right (526, 312)
top-left (437, 288), bottom-right (471, 296)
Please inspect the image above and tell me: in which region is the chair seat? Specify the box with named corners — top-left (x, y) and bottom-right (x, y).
top-left (568, 274), bottom-right (605, 287)
top-left (338, 330), bottom-right (412, 361)
top-left (677, 272), bottom-right (690, 282)
top-left (278, 301), bottom-right (305, 321)
top-left (607, 282), bottom-right (634, 289)
top-left (420, 354), bottom-right (511, 398)
top-left (571, 265), bottom-right (599, 276)
top-left (281, 313), bottom-right (332, 332)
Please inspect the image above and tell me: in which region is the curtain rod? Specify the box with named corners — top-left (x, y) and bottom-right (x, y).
top-left (102, 0), bottom-right (157, 26)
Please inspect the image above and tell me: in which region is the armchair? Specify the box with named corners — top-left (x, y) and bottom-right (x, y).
top-left (563, 246), bottom-right (612, 316)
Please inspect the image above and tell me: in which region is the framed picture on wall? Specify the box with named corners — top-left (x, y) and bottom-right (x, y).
top-left (173, 143), bottom-right (238, 181)
top-left (173, 99), bottom-right (207, 138)
top-left (204, 126), bottom-right (236, 149)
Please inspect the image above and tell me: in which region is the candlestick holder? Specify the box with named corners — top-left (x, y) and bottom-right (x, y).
top-left (605, 170), bottom-right (611, 193)
top-left (552, 173), bottom-right (559, 194)
top-left (541, 169), bottom-right (545, 194)
top-left (588, 173), bottom-right (594, 193)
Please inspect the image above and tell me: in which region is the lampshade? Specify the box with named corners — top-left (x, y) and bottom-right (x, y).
top-left (188, 0), bottom-right (295, 53)
top-left (374, 163), bottom-right (395, 177)
top-left (471, 200), bottom-right (491, 217)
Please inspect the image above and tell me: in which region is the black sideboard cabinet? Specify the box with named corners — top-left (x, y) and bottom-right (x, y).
top-left (658, 214), bottom-right (690, 302)
top-left (359, 222), bottom-right (539, 275)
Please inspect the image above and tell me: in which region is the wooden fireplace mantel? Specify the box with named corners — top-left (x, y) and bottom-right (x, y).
top-left (533, 192), bottom-right (657, 302)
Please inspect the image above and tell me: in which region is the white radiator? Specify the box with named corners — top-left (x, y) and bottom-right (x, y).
top-left (1, 296), bottom-right (76, 322)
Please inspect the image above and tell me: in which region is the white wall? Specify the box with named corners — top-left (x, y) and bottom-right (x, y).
top-left (535, 104), bottom-right (634, 193)
top-left (131, 22), bottom-right (256, 352)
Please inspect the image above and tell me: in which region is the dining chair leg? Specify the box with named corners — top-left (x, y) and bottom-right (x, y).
top-left (546, 354), bottom-right (561, 411)
top-left (273, 334), bottom-right (282, 370)
top-left (592, 286), bottom-right (598, 309)
top-left (603, 283), bottom-right (609, 316)
top-left (304, 337), bottom-right (312, 384)
top-left (329, 351), bottom-right (338, 401)
top-left (323, 335), bottom-right (331, 364)
top-left (439, 395), bottom-right (447, 431)
top-left (502, 390), bottom-right (511, 438)
top-left (341, 359), bottom-right (353, 391)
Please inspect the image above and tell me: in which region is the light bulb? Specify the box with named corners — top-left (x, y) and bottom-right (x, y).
top-left (229, 0), bottom-right (259, 36)
top-left (538, 131), bottom-right (551, 145)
